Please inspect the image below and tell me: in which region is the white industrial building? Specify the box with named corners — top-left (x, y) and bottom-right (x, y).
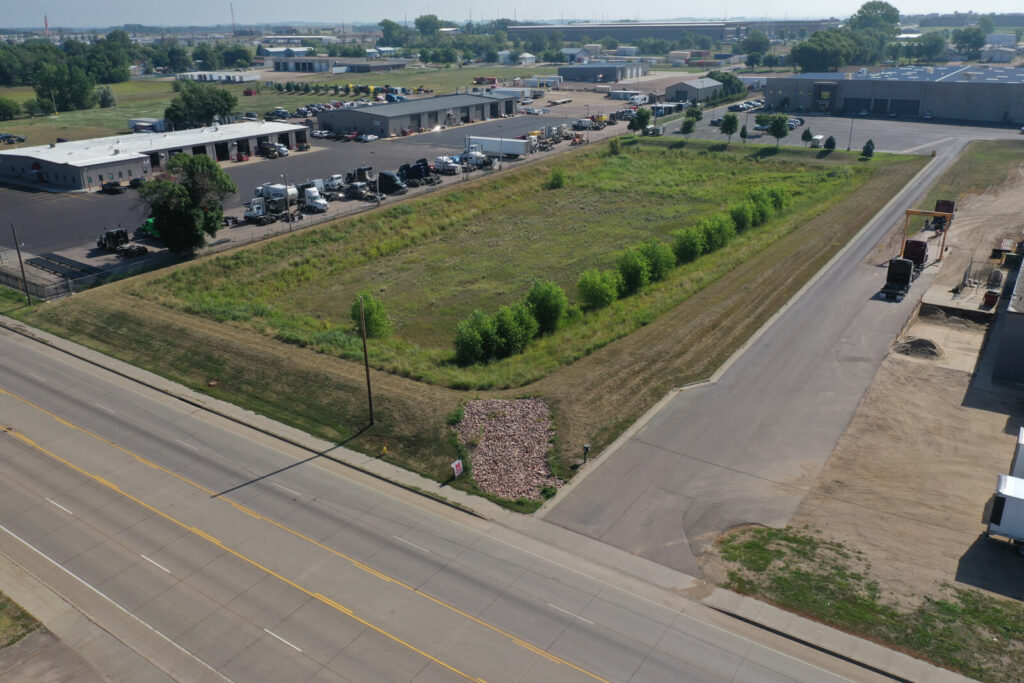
top-left (176, 70), bottom-right (261, 83)
top-left (980, 45), bottom-right (1016, 63)
top-left (0, 121), bottom-right (306, 191)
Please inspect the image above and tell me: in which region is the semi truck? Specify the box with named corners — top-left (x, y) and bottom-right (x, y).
top-left (465, 136), bottom-right (533, 159)
top-left (902, 239), bottom-right (928, 272)
top-left (880, 258), bottom-right (916, 301)
top-left (297, 186), bottom-right (329, 213)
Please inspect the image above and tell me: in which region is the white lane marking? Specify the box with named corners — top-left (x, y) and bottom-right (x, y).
top-left (0, 523), bottom-right (229, 681)
top-left (264, 628), bottom-right (302, 652)
top-left (29, 373), bottom-right (47, 382)
top-left (95, 404), bottom-right (116, 414)
top-left (272, 482), bottom-right (301, 497)
top-left (175, 439), bottom-right (199, 452)
top-left (141, 554), bottom-right (172, 574)
top-left (392, 535), bottom-right (429, 553)
top-left (45, 498), bottom-right (73, 515)
top-left (546, 602), bottom-right (594, 625)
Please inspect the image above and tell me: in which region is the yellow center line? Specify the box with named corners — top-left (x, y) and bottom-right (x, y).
top-left (0, 385), bottom-right (611, 683)
top-left (0, 424), bottom-right (479, 683)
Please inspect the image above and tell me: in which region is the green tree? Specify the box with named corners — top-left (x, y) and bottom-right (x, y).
top-left (96, 85), bottom-right (117, 108)
top-left (824, 135), bottom-right (837, 150)
top-left (525, 280), bottom-right (567, 334)
top-left (628, 107), bottom-right (652, 131)
top-left (192, 44), bottom-right (220, 69)
top-left (454, 309), bottom-right (497, 364)
top-left (0, 97), bottom-right (19, 120)
top-left (762, 53), bottom-right (779, 70)
top-left (951, 27), bottom-right (985, 55)
top-left (577, 269), bottom-right (619, 310)
top-left (847, 1), bottom-right (900, 35)
top-left (166, 46), bottom-right (193, 73)
top-left (801, 127), bottom-right (813, 145)
top-left (755, 112), bottom-right (772, 128)
top-left (494, 302), bottom-right (538, 357)
top-left (742, 30), bottom-right (771, 55)
top-left (745, 52), bottom-right (762, 68)
top-left (34, 62), bottom-right (96, 112)
top-left (138, 154), bottom-right (237, 253)
top-left (720, 113), bottom-right (739, 143)
top-left (976, 15), bottom-right (995, 35)
top-left (414, 14), bottom-right (443, 37)
top-left (730, 202), bottom-right (754, 231)
top-left (616, 248), bottom-right (651, 295)
top-left (684, 106), bottom-right (702, 121)
top-left (638, 240), bottom-right (675, 281)
top-left (861, 139), bottom-right (875, 157)
top-left (672, 228), bottom-right (707, 263)
top-left (767, 114), bottom-right (789, 147)
top-left (699, 214), bottom-right (736, 251)
top-left (740, 124), bottom-right (748, 143)
top-left (165, 81), bottom-right (238, 127)
top-left (351, 290), bottom-right (393, 338)
top-left (916, 32), bottom-right (946, 62)
top-left (680, 117), bottom-right (695, 138)
top-left (379, 19), bottom-right (413, 47)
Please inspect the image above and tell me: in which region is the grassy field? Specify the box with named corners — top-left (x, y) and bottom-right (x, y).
top-left (0, 65), bottom-right (556, 144)
top-left (718, 526), bottom-right (1024, 682)
top-left (2, 137), bottom-right (927, 506)
top-left (129, 141), bottom-right (897, 390)
top-left (917, 140), bottom-right (1024, 212)
top-left (0, 591), bottom-right (40, 649)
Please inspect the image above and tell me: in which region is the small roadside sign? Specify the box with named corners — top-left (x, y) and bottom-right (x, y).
top-left (451, 459), bottom-right (464, 478)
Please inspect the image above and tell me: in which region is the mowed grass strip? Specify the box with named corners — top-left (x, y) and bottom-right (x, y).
top-left (7, 139), bottom-right (927, 502)
top-left (917, 139), bottom-right (1024, 211)
top-left (718, 527), bottom-right (1024, 682)
top-left (128, 140), bottom-right (902, 390)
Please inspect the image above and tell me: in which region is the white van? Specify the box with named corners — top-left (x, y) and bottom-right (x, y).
top-left (810, 135), bottom-right (825, 148)
top-left (629, 94), bottom-right (649, 106)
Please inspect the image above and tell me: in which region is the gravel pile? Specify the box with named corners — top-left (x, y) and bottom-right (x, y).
top-left (454, 398), bottom-right (561, 501)
top-left (893, 337), bottom-right (944, 358)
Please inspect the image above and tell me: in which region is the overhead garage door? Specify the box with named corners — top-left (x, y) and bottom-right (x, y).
top-left (843, 97), bottom-right (871, 114)
top-left (890, 99), bottom-right (920, 116)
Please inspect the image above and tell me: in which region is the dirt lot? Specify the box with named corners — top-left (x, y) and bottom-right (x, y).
top-left (774, 168), bottom-right (1024, 607)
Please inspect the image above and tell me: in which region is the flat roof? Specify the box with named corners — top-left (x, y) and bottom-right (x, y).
top-left (321, 94), bottom-right (511, 119)
top-left (679, 78), bottom-right (723, 89)
top-left (560, 62), bottom-right (639, 69)
top-left (788, 65), bottom-right (1024, 84)
top-left (0, 121), bottom-right (305, 168)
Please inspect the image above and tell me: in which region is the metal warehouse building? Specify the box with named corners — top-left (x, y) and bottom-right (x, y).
top-left (557, 62), bottom-right (649, 83)
top-left (509, 20), bottom-right (838, 43)
top-left (764, 66), bottom-right (1024, 125)
top-left (272, 56), bottom-right (408, 73)
top-left (317, 93), bottom-right (518, 137)
top-left (666, 78), bottom-right (724, 103)
top-left (0, 121), bottom-right (306, 191)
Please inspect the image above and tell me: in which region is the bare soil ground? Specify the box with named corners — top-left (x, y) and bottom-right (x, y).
top-left (757, 170), bottom-right (1024, 608)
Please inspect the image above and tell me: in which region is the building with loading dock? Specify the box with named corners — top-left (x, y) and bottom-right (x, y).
top-left (316, 93), bottom-right (519, 137)
top-left (764, 66), bottom-right (1024, 125)
top-left (557, 62), bottom-right (649, 83)
top-left (0, 121), bottom-right (307, 191)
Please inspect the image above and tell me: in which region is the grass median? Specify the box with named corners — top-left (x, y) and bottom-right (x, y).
top-left (4, 138), bottom-right (927, 505)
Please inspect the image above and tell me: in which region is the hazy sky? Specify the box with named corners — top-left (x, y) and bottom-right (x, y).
top-left (10, 1), bottom-right (1021, 30)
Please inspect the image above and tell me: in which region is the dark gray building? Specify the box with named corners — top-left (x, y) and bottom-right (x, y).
top-left (272, 56), bottom-right (408, 73)
top-left (557, 62), bottom-right (649, 83)
top-left (764, 66), bottom-right (1024, 124)
top-left (666, 78), bottom-right (724, 103)
top-left (317, 94), bottom-right (518, 137)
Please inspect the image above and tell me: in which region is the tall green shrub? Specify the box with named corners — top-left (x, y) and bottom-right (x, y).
top-left (699, 214), bottom-right (736, 252)
top-left (730, 202), bottom-right (754, 231)
top-left (638, 239), bottom-right (675, 282)
top-left (617, 248), bottom-right (651, 295)
top-left (526, 280), bottom-right (568, 335)
top-left (350, 290), bottom-right (392, 338)
top-left (454, 317), bottom-right (483, 365)
top-left (494, 303), bottom-right (538, 357)
top-left (577, 268), bottom-right (620, 310)
top-left (672, 228), bottom-right (707, 263)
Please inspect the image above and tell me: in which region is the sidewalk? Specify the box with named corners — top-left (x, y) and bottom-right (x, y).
top-left (0, 314), bottom-right (971, 682)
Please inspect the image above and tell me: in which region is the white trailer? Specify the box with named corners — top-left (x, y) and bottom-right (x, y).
top-left (984, 428), bottom-right (1024, 554)
top-left (465, 136), bottom-right (532, 158)
top-left (255, 183), bottom-right (298, 204)
top-left (490, 87), bottom-right (531, 100)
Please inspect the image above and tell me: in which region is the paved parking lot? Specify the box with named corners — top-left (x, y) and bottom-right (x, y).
top-left (2, 97), bottom-right (1019, 258)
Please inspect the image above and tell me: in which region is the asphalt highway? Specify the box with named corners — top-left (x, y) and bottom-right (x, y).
top-left (0, 324), bottom-right (880, 682)
top-left (542, 135), bottom-right (967, 575)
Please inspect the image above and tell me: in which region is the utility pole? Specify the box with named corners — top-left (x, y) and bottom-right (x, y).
top-left (847, 116), bottom-right (854, 151)
top-left (10, 223), bottom-right (31, 304)
top-left (358, 296), bottom-right (375, 425)
top-left (230, 3), bottom-right (236, 37)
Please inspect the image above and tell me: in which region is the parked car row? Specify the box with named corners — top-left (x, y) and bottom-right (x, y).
top-left (0, 133), bottom-right (26, 144)
top-left (309, 129), bottom-right (378, 143)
